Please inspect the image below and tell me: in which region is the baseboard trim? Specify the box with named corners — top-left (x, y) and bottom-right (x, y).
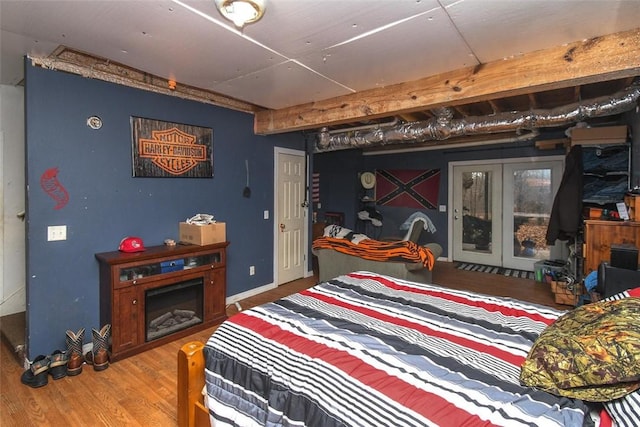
top-left (226, 282), bottom-right (276, 305)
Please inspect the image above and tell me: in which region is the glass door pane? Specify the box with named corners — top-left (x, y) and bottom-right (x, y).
top-left (462, 171), bottom-right (492, 253)
top-left (452, 164), bottom-right (502, 266)
top-left (512, 168), bottom-right (552, 259)
top-left (503, 161), bottom-right (563, 271)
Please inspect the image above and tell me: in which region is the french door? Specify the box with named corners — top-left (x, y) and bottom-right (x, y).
top-left (450, 158), bottom-right (564, 271)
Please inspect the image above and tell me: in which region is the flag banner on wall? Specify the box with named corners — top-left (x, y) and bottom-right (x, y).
top-left (375, 169), bottom-right (440, 209)
top-left (312, 173), bottom-right (320, 202)
top-left (131, 117), bottom-right (213, 178)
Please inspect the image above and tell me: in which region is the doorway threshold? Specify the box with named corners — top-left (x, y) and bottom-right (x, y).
top-left (0, 311), bottom-right (26, 367)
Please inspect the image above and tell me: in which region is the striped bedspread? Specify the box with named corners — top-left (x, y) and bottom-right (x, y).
top-left (203, 272), bottom-right (591, 427)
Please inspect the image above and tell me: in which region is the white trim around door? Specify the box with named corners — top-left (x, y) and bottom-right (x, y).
top-left (273, 147), bottom-right (309, 286)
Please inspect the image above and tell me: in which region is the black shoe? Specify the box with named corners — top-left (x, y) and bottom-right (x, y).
top-left (48, 350), bottom-right (68, 379)
top-left (21, 355), bottom-right (50, 388)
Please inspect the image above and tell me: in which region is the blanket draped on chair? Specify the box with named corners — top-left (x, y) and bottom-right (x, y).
top-left (312, 237), bottom-right (435, 270)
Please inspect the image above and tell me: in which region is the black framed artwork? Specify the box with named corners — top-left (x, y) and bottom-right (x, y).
top-left (131, 117), bottom-right (213, 178)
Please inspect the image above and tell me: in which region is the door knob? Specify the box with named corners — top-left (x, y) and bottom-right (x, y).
top-left (279, 223), bottom-right (285, 231)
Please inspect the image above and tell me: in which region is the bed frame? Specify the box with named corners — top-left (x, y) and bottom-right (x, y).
top-left (177, 341), bottom-right (210, 427)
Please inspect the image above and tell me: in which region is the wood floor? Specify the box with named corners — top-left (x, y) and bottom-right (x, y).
top-left (0, 261), bottom-right (565, 426)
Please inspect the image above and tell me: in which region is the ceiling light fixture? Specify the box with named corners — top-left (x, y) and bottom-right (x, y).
top-left (214, 0), bottom-right (265, 28)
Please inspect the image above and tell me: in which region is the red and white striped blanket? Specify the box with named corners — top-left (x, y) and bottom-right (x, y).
top-left (204, 272), bottom-right (593, 426)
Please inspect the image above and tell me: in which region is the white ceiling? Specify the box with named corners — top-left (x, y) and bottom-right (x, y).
top-left (1, 0), bottom-right (640, 110)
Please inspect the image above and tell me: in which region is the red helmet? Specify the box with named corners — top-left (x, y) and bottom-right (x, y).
top-left (119, 236), bottom-right (145, 253)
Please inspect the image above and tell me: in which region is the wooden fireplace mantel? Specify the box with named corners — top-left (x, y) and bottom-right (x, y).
top-left (96, 242), bottom-right (229, 361)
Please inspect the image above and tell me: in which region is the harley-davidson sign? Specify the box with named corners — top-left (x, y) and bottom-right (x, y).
top-left (131, 117), bottom-right (213, 178)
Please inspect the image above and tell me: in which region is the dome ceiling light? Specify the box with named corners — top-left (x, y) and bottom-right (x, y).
top-left (214, 0), bottom-right (265, 28)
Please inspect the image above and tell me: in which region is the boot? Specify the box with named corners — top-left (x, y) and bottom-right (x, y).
top-left (66, 328), bottom-right (85, 376)
top-left (85, 324), bottom-right (111, 371)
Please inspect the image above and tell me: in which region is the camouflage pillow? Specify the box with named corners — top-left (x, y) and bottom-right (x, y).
top-left (520, 297), bottom-right (640, 402)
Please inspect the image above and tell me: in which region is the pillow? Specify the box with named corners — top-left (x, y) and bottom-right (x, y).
top-left (520, 297), bottom-right (640, 402)
top-left (323, 225), bottom-right (353, 239)
top-left (601, 288), bottom-right (640, 425)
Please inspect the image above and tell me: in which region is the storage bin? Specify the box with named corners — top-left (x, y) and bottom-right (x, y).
top-left (534, 259), bottom-right (566, 283)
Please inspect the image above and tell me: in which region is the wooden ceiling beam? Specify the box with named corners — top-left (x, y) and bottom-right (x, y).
top-left (33, 46), bottom-right (261, 115)
top-left (486, 99), bottom-right (500, 115)
top-left (254, 27), bottom-right (640, 135)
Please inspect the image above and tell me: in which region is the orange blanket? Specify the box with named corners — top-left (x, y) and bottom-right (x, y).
top-left (312, 237), bottom-right (435, 270)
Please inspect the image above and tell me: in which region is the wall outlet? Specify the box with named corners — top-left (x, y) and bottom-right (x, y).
top-left (47, 225), bottom-right (67, 241)
top-left (249, 265), bottom-right (255, 275)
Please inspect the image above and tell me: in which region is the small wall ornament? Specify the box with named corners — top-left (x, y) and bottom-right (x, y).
top-left (87, 116), bottom-right (103, 130)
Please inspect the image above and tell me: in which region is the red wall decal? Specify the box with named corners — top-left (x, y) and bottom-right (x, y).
top-left (40, 167), bottom-right (69, 210)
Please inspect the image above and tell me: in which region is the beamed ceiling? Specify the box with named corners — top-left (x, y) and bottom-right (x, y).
top-left (3, 1), bottom-right (639, 151)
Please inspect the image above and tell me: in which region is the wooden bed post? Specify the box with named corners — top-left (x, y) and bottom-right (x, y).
top-left (177, 341), bottom-right (209, 427)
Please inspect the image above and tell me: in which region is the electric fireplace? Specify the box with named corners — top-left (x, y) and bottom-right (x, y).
top-left (145, 278), bottom-right (204, 342)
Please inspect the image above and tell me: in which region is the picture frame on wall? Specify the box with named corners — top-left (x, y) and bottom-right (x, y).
top-left (131, 117), bottom-right (213, 178)
top-left (324, 211), bottom-right (344, 226)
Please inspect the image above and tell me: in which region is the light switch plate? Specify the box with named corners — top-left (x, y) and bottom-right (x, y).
top-left (47, 225), bottom-right (67, 241)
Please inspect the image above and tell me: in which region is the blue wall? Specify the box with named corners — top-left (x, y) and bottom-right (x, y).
top-left (24, 63), bottom-right (303, 358)
top-left (314, 140), bottom-right (567, 255)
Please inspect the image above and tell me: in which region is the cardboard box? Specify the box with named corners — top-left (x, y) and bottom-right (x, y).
top-left (624, 194), bottom-right (638, 221)
top-left (583, 207), bottom-right (603, 220)
top-left (179, 222), bottom-right (226, 245)
top-left (571, 125), bottom-right (628, 146)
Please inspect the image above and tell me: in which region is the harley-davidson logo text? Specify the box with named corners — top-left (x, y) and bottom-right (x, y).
top-left (138, 127), bottom-right (207, 175)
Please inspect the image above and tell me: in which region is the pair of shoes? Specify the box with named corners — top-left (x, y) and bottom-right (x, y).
top-left (66, 325), bottom-right (112, 374)
top-left (20, 350), bottom-right (68, 388)
top-left (84, 324), bottom-right (111, 371)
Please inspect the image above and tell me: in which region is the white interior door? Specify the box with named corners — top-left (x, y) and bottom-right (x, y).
top-left (275, 149), bottom-right (306, 285)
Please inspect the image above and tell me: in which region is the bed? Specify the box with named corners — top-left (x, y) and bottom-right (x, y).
top-left (177, 271), bottom-right (640, 427)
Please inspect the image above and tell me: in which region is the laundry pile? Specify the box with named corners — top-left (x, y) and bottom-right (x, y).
top-left (357, 206), bottom-right (383, 226)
